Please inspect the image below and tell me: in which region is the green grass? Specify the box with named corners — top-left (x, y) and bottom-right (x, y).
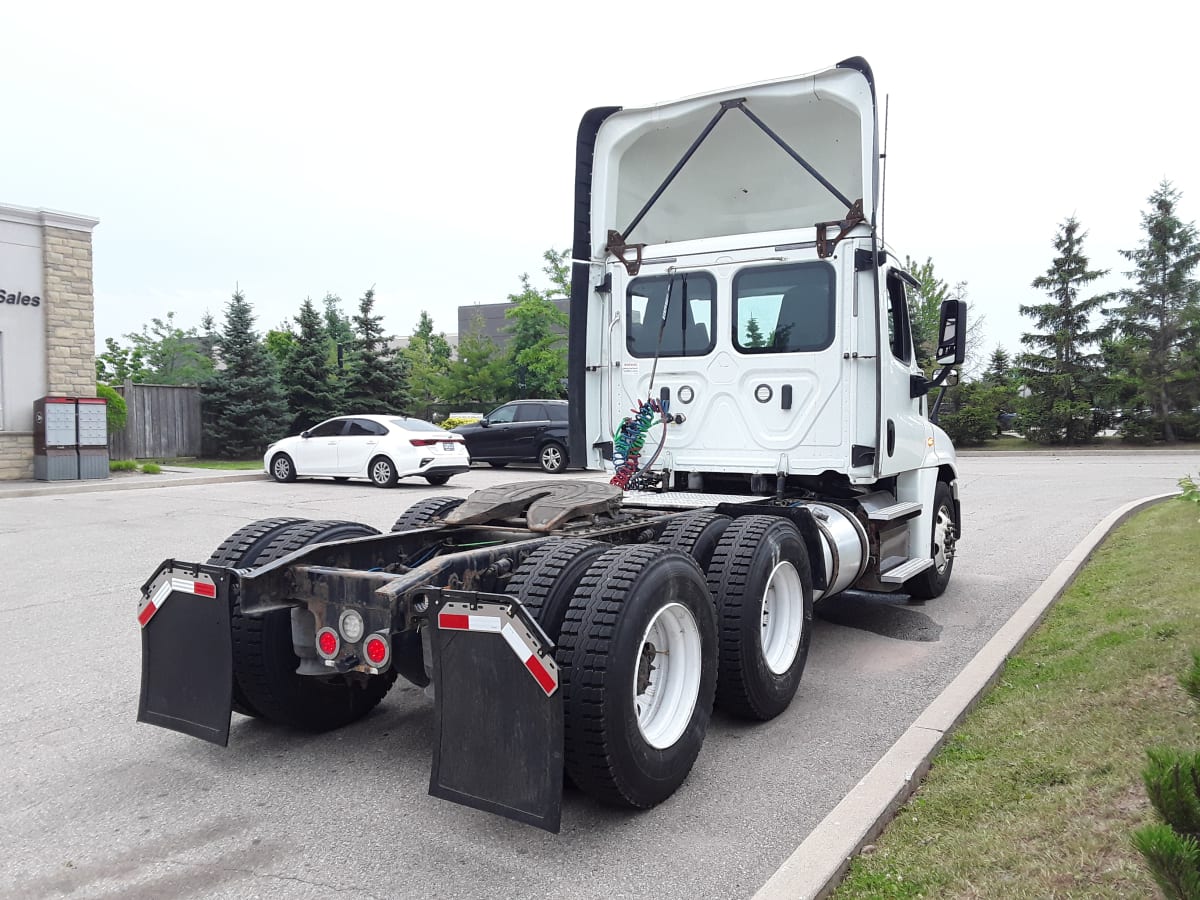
top-left (970, 435), bottom-right (1200, 452)
top-left (834, 500), bottom-right (1200, 899)
top-left (153, 457), bottom-right (263, 470)
top-left (109, 459), bottom-right (138, 472)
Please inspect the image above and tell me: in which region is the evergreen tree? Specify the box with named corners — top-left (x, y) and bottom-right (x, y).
top-left (443, 314), bottom-right (506, 408)
top-left (281, 298), bottom-right (339, 432)
top-left (200, 291), bottom-right (288, 457)
top-left (745, 316), bottom-right (767, 348)
top-left (1017, 217), bottom-right (1109, 444)
top-left (984, 346), bottom-right (1012, 385)
top-left (340, 288), bottom-right (409, 414)
top-left (1108, 181), bottom-right (1200, 442)
top-left (322, 293), bottom-right (356, 380)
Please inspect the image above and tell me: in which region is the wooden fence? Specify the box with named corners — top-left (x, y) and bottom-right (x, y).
top-left (108, 381), bottom-right (202, 460)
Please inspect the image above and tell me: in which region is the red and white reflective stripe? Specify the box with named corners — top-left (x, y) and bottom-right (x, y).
top-left (437, 612), bottom-right (501, 633)
top-left (137, 575), bottom-right (217, 628)
top-left (500, 622), bottom-right (557, 696)
top-left (437, 604), bottom-right (559, 696)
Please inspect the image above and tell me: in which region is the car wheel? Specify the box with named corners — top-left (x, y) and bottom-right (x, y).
top-left (539, 441), bottom-right (566, 474)
top-left (270, 453), bottom-right (297, 483)
top-left (425, 473), bottom-right (452, 486)
top-left (369, 455), bottom-right (398, 488)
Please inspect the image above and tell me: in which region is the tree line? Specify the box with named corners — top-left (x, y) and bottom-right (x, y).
top-left (915, 180), bottom-right (1200, 446)
top-left (96, 250), bottom-right (572, 458)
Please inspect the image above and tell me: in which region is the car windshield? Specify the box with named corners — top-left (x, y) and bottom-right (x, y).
top-left (389, 417), bottom-right (443, 433)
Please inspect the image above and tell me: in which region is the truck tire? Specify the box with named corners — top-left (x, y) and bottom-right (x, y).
top-left (208, 517), bottom-right (307, 717)
top-left (706, 515), bottom-right (813, 721)
top-left (905, 481), bottom-right (957, 600)
top-left (558, 545), bottom-right (717, 808)
top-left (655, 512), bottom-right (732, 572)
top-left (390, 496), bottom-right (463, 531)
top-left (231, 520), bottom-right (399, 732)
top-left (507, 539), bottom-right (610, 641)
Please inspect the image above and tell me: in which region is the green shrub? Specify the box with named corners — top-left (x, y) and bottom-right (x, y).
top-left (1143, 747), bottom-right (1200, 839)
top-left (1180, 652), bottom-right (1200, 704)
top-left (109, 459), bottom-right (138, 472)
top-left (1132, 823), bottom-right (1200, 899)
top-left (141, 462), bottom-right (162, 475)
top-left (440, 415), bottom-right (482, 431)
top-left (95, 383), bottom-right (127, 433)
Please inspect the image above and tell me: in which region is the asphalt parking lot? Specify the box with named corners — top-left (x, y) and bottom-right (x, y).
top-left (0, 454), bottom-right (1192, 899)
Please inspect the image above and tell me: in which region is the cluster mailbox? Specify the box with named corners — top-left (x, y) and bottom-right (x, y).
top-left (32, 396), bottom-right (108, 481)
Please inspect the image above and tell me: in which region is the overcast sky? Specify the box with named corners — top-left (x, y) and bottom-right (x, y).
top-left (5, 1), bottom-right (1198, 364)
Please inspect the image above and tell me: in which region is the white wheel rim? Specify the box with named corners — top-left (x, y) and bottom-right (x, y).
top-left (760, 561), bottom-right (804, 675)
top-left (542, 446), bottom-right (561, 469)
top-left (933, 505), bottom-right (953, 574)
top-left (372, 460), bottom-right (390, 483)
top-left (633, 602), bottom-right (703, 749)
top-left (274, 458), bottom-right (289, 478)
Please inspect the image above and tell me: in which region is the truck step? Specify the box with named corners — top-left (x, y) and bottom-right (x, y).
top-left (879, 557), bottom-right (934, 584)
top-left (867, 500), bottom-right (922, 522)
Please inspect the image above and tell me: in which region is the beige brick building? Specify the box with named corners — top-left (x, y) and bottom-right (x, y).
top-left (0, 204), bottom-right (99, 480)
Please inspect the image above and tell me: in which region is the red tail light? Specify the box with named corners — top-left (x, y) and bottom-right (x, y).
top-left (316, 627), bottom-right (340, 659)
top-left (364, 634), bottom-right (390, 667)
top-left (410, 437), bottom-right (464, 446)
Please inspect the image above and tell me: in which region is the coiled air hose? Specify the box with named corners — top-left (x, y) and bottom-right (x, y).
top-left (611, 397), bottom-right (669, 490)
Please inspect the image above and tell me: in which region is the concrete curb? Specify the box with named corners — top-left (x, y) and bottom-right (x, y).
top-left (752, 491), bottom-right (1180, 900)
top-left (0, 471), bottom-right (267, 499)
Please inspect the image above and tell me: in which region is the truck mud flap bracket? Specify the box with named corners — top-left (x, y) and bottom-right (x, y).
top-left (137, 562), bottom-right (234, 747)
top-left (426, 589), bottom-right (564, 833)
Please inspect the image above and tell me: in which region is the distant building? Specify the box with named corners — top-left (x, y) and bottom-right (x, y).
top-left (458, 300), bottom-right (570, 351)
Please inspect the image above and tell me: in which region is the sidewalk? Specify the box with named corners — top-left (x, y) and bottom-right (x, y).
top-left (0, 466), bottom-right (266, 499)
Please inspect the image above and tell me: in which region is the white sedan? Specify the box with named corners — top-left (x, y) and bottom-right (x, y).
top-left (263, 414), bottom-right (471, 487)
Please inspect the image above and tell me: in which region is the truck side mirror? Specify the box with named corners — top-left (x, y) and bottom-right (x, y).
top-left (936, 300), bottom-right (967, 367)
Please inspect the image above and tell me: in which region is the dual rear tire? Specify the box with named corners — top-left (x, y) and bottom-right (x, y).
top-left (208, 518), bottom-right (398, 732)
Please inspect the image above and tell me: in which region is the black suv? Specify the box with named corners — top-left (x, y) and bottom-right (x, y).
top-left (452, 400), bottom-right (569, 473)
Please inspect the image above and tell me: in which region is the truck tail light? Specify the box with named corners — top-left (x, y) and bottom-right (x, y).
top-left (364, 634), bottom-right (390, 667)
top-left (339, 609), bottom-right (364, 643)
top-left (316, 627), bottom-right (339, 659)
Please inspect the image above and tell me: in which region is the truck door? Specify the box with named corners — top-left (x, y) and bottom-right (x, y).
top-left (876, 269), bottom-right (928, 476)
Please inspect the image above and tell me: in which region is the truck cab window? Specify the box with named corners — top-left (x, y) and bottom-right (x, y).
top-left (885, 271), bottom-right (914, 363)
top-left (626, 273), bottom-right (716, 358)
top-left (733, 262), bottom-right (835, 353)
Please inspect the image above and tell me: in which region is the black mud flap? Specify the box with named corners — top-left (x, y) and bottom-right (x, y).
top-left (136, 561), bottom-right (234, 746)
top-left (427, 589), bottom-right (564, 832)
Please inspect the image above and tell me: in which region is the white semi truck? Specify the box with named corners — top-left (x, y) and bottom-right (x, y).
top-left (138, 56), bottom-right (964, 832)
